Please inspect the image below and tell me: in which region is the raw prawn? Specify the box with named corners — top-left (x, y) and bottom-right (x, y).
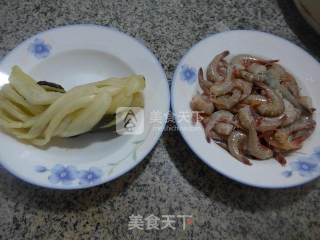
top-left (207, 50), bottom-right (229, 82)
top-left (230, 54), bottom-right (278, 70)
top-left (255, 82), bottom-right (285, 117)
top-left (233, 78), bottom-right (253, 100)
top-left (281, 99), bottom-right (301, 127)
top-left (238, 106), bottom-right (273, 159)
top-left (228, 130), bottom-right (251, 165)
top-left (204, 110), bottom-right (234, 142)
top-left (211, 89), bottom-right (242, 110)
top-left (190, 95), bottom-right (214, 115)
top-left (209, 65), bottom-right (234, 97)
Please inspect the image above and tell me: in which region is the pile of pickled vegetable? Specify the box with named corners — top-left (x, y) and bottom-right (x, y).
top-left (190, 51), bottom-right (316, 165)
top-left (0, 66), bottom-right (145, 146)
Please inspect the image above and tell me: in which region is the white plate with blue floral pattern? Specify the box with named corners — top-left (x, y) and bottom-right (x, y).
top-left (0, 24), bottom-right (170, 189)
top-left (171, 30), bottom-right (320, 188)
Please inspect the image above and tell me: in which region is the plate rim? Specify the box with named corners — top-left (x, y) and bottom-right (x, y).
top-left (0, 24), bottom-right (170, 190)
top-left (171, 29), bottom-right (320, 189)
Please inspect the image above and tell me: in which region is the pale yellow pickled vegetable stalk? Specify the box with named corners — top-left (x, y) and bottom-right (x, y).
top-left (0, 65), bottom-right (145, 146)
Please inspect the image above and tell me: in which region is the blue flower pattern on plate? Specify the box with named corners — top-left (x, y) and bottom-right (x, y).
top-left (180, 64), bottom-right (196, 84)
top-left (28, 38), bottom-right (51, 58)
top-left (310, 146), bottom-right (320, 160)
top-left (281, 171), bottom-right (292, 178)
top-left (35, 164), bottom-right (103, 186)
top-left (282, 147), bottom-right (320, 178)
top-left (34, 165), bottom-right (47, 173)
top-left (290, 160), bottom-right (318, 177)
top-left (48, 164), bottom-right (77, 185)
top-left (77, 167), bottom-right (103, 186)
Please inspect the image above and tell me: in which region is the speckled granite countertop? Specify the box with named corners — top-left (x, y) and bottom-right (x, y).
top-left (0, 0), bottom-right (320, 239)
